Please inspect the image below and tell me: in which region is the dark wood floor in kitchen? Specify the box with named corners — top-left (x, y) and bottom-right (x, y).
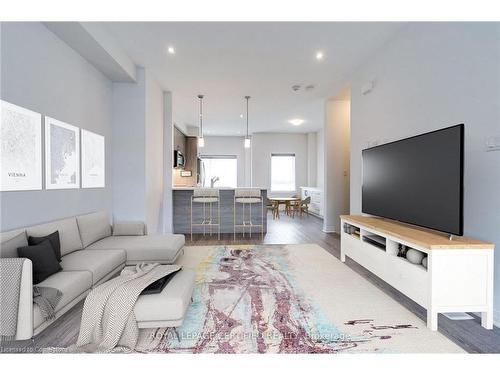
top-left (2, 212), bottom-right (499, 353)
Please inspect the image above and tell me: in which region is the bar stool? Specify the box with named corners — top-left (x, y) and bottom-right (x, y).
top-left (191, 188), bottom-right (220, 241)
top-left (234, 188), bottom-right (264, 240)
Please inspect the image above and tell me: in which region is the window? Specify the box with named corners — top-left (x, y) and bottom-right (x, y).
top-left (271, 154), bottom-right (295, 191)
top-left (201, 156), bottom-right (237, 188)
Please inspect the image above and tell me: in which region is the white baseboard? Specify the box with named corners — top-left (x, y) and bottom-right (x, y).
top-left (308, 212), bottom-right (324, 219)
top-left (322, 225), bottom-right (337, 233)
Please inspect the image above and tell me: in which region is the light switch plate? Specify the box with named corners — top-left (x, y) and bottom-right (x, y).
top-left (485, 136), bottom-right (500, 152)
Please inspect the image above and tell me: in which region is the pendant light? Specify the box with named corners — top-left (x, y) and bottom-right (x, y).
top-left (197, 94), bottom-right (205, 148)
top-left (244, 95), bottom-right (251, 148)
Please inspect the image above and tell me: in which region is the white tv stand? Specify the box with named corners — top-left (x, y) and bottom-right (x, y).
top-left (340, 215), bottom-right (494, 331)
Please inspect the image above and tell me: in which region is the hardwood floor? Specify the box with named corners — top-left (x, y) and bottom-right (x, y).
top-left (187, 209), bottom-right (338, 248)
top-left (2, 212), bottom-right (499, 353)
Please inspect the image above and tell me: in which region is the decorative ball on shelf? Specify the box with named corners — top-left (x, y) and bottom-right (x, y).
top-left (406, 248), bottom-right (425, 265)
top-left (421, 256), bottom-right (428, 269)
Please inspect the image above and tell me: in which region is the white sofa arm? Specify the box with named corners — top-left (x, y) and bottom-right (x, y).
top-left (0, 258), bottom-right (34, 340)
top-left (112, 221), bottom-right (146, 236)
top-left (17, 258), bottom-right (34, 340)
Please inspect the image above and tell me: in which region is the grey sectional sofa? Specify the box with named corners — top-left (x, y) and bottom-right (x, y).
top-left (0, 211), bottom-right (185, 340)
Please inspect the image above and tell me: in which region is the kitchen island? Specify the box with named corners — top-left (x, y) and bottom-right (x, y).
top-left (173, 187), bottom-right (268, 235)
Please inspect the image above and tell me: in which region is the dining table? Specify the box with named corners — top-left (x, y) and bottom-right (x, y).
top-left (268, 197), bottom-right (301, 219)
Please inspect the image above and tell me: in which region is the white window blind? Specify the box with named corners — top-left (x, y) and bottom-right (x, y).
top-left (271, 153), bottom-right (295, 191)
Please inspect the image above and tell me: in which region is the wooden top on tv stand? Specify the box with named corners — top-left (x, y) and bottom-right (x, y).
top-left (340, 215), bottom-right (494, 250)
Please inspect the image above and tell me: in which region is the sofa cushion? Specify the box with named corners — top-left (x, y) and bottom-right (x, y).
top-left (76, 211), bottom-right (112, 248)
top-left (27, 217), bottom-right (83, 256)
top-left (17, 240), bottom-right (62, 284)
top-left (113, 221), bottom-right (146, 236)
top-left (86, 234), bottom-right (185, 264)
top-left (1, 231), bottom-right (28, 258)
top-left (33, 270), bottom-right (92, 328)
top-left (28, 231), bottom-right (61, 262)
top-left (60, 249), bottom-right (126, 285)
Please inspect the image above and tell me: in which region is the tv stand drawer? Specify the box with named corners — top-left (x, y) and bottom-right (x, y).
top-left (386, 255), bottom-right (428, 308)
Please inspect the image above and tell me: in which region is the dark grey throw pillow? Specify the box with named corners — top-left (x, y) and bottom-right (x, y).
top-left (29, 230), bottom-right (61, 262)
top-left (0, 232), bottom-right (28, 258)
top-left (17, 240), bottom-right (62, 284)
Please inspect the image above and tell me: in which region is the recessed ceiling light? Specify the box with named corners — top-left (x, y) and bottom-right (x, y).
top-left (167, 46), bottom-right (175, 54)
top-left (315, 51), bottom-right (324, 60)
top-left (289, 118), bottom-right (305, 126)
top-left (239, 114), bottom-right (244, 118)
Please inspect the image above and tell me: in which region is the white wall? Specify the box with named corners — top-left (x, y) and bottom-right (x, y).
top-left (0, 23), bottom-right (169, 235)
top-left (316, 129), bottom-right (325, 190)
top-left (307, 132), bottom-right (317, 186)
top-left (112, 68), bottom-right (166, 233)
top-left (112, 68), bottom-right (146, 223)
top-left (324, 99), bottom-right (351, 233)
top-left (251, 133), bottom-right (308, 196)
top-left (145, 72), bottom-right (164, 234)
top-left (348, 23), bottom-right (500, 324)
top-left (201, 134), bottom-right (315, 192)
top-left (200, 136), bottom-right (249, 187)
top-left (162, 92), bottom-right (174, 233)
top-left (0, 22), bottom-right (113, 230)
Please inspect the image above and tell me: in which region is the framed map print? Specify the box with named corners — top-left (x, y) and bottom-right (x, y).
top-left (81, 129), bottom-right (105, 188)
top-left (45, 116), bottom-right (80, 189)
top-left (0, 100), bottom-right (42, 191)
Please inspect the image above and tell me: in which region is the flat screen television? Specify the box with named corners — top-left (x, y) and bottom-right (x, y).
top-left (362, 124), bottom-right (464, 235)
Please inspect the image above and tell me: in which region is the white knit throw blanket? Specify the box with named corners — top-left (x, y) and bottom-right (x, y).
top-left (2, 259), bottom-right (63, 342)
top-left (75, 263), bottom-right (181, 352)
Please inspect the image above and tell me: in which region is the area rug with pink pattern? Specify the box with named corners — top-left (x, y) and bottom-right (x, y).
top-left (139, 244), bottom-right (463, 353)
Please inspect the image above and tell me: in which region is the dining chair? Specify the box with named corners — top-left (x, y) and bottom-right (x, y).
top-left (290, 198), bottom-right (301, 218)
top-left (299, 196), bottom-right (311, 217)
top-left (265, 197), bottom-right (279, 220)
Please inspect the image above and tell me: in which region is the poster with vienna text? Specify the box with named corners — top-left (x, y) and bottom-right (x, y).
top-left (0, 100), bottom-right (42, 191)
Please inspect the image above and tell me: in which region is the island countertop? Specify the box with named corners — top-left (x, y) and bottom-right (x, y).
top-left (172, 188), bottom-right (268, 235)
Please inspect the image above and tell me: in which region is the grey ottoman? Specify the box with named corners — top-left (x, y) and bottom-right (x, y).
top-left (134, 268), bottom-right (195, 330)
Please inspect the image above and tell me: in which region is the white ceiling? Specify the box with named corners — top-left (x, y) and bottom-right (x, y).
top-left (100, 22), bottom-right (405, 135)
